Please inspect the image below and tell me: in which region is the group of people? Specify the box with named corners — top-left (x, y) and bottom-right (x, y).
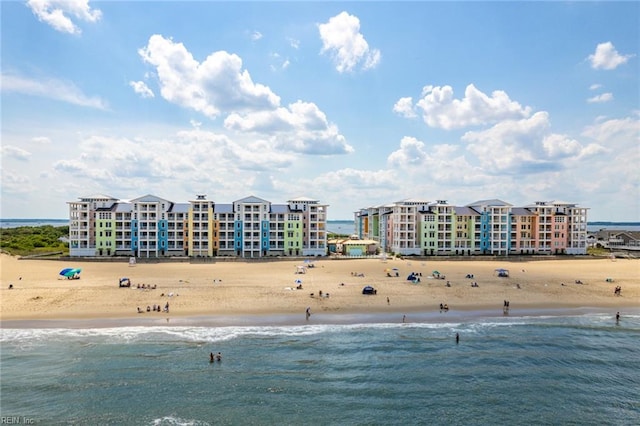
top-left (136, 283), bottom-right (157, 290)
top-left (470, 282), bottom-right (479, 287)
top-left (137, 302), bottom-right (169, 314)
top-left (503, 300), bottom-right (511, 314)
top-left (209, 352), bottom-right (222, 362)
top-left (439, 303), bottom-right (450, 311)
top-left (613, 286), bottom-right (622, 296)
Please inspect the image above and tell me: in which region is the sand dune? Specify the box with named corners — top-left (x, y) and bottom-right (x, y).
top-left (1, 254), bottom-right (638, 321)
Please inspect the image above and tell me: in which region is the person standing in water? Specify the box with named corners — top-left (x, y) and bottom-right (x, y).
top-left (616, 312), bottom-right (620, 324)
top-left (456, 333), bottom-right (460, 344)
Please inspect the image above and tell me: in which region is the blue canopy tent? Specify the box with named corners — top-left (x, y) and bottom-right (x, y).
top-left (60, 268), bottom-right (82, 279)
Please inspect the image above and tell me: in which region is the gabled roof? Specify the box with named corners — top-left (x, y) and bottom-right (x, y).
top-left (114, 203), bottom-right (132, 213)
top-left (235, 195), bottom-right (270, 204)
top-left (130, 194), bottom-right (172, 204)
top-left (467, 199), bottom-right (513, 207)
top-left (80, 194), bottom-right (117, 200)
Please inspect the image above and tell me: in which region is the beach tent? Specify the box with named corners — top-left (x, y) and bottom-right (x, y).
top-left (60, 268), bottom-right (82, 279)
top-left (495, 268), bottom-right (509, 277)
top-left (362, 286), bottom-right (376, 295)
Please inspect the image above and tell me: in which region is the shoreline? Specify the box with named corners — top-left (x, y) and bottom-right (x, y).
top-left (2, 305), bottom-right (638, 330)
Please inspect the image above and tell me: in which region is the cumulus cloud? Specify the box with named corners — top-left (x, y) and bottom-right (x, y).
top-left (26, 0), bottom-right (102, 34)
top-left (1, 72), bottom-right (108, 109)
top-left (462, 112), bottom-right (602, 173)
top-left (588, 42), bottom-right (634, 70)
top-left (393, 97), bottom-right (416, 118)
top-left (587, 93), bottom-right (613, 104)
top-left (2, 145), bottom-right (32, 161)
top-left (251, 31), bottom-right (263, 41)
top-left (129, 80), bottom-right (154, 98)
top-left (405, 84), bottom-right (531, 130)
top-left (224, 101), bottom-right (353, 155)
top-left (318, 11), bottom-right (381, 73)
top-left (139, 35), bottom-right (281, 118)
top-left (582, 115), bottom-right (640, 147)
top-left (137, 35), bottom-right (351, 155)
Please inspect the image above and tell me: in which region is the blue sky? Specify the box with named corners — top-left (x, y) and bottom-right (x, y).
top-left (1, 1), bottom-right (638, 220)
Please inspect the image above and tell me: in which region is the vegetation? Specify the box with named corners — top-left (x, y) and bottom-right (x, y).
top-left (0, 225), bottom-right (69, 257)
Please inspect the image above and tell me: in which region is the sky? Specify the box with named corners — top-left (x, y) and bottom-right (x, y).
top-left (1, 1), bottom-right (638, 221)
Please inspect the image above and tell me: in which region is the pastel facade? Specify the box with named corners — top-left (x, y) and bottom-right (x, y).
top-left (68, 194), bottom-right (327, 258)
top-left (355, 199), bottom-right (588, 256)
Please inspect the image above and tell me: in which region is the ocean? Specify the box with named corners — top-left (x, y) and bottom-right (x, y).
top-left (1, 311), bottom-right (639, 425)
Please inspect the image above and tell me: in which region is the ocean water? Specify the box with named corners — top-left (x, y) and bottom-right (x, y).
top-left (1, 311), bottom-right (639, 425)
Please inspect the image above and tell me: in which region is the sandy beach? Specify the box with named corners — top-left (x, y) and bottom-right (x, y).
top-left (1, 254), bottom-right (638, 322)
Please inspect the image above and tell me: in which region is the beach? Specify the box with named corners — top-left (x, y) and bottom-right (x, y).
top-left (1, 254), bottom-right (638, 322)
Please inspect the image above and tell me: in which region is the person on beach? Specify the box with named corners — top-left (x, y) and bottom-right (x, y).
top-left (306, 307), bottom-right (311, 320)
top-left (402, 315), bottom-right (406, 323)
top-left (616, 312), bottom-right (620, 323)
top-left (387, 297), bottom-right (390, 305)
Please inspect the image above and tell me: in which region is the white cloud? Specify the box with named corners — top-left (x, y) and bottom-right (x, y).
top-left (139, 34), bottom-right (280, 118)
top-left (288, 38), bottom-right (300, 49)
top-left (581, 115), bottom-right (640, 148)
top-left (318, 11), bottom-right (381, 73)
top-left (393, 97), bottom-right (416, 118)
top-left (224, 101), bottom-right (354, 155)
top-left (129, 80), bottom-right (154, 98)
top-left (26, 0), bottom-right (102, 35)
top-left (462, 112), bottom-right (601, 173)
top-left (589, 84), bottom-right (603, 91)
top-left (1, 72), bottom-right (108, 109)
top-left (138, 35), bottom-right (351, 155)
top-left (31, 136), bottom-right (51, 144)
top-left (2, 145), bottom-right (32, 161)
top-left (587, 93), bottom-right (613, 104)
top-left (251, 31), bottom-right (263, 41)
top-left (588, 42), bottom-right (634, 70)
top-left (412, 84), bottom-right (532, 130)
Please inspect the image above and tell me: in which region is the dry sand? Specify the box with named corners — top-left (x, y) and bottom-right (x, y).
top-left (1, 254), bottom-right (638, 322)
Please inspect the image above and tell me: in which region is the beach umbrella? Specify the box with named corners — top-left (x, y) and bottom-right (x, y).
top-left (432, 270), bottom-right (440, 275)
top-left (59, 268), bottom-right (73, 276)
top-left (295, 279), bottom-right (302, 284)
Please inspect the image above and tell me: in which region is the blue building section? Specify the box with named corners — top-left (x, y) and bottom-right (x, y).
top-left (479, 213), bottom-right (490, 252)
top-left (261, 220), bottom-right (270, 250)
top-left (131, 219), bottom-right (138, 250)
top-left (234, 220), bottom-right (243, 251)
top-left (158, 220), bottom-right (168, 251)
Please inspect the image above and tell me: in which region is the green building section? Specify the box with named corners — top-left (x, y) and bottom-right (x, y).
top-left (95, 216), bottom-right (116, 256)
top-left (284, 218), bottom-right (303, 256)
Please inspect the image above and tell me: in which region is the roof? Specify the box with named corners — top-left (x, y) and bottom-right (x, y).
top-left (130, 194), bottom-right (172, 204)
top-left (288, 196), bottom-right (318, 203)
top-left (467, 199), bottom-right (513, 207)
top-left (270, 204), bottom-right (289, 214)
top-left (235, 195), bottom-right (270, 204)
top-left (454, 206), bottom-right (481, 216)
top-left (511, 207), bottom-right (535, 216)
top-left (79, 194), bottom-right (117, 201)
top-left (214, 203), bottom-right (233, 214)
top-left (170, 203), bottom-right (190, 213)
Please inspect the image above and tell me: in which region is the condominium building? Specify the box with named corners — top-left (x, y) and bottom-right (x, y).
top-left (68, 194), bottom-right (327, 258)
top-left (355, 199), bottom-right (588, 256)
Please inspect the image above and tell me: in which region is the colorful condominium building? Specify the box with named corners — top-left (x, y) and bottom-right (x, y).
top-left (355, 199), bottom-right (588, 256)
top-left (68, 194), bottom-right (327, 258)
